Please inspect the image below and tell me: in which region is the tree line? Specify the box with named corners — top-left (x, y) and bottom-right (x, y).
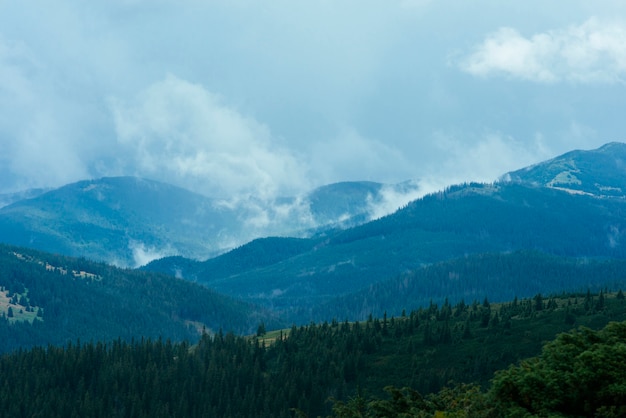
top-left (1, 290), bottom-right (625, 417)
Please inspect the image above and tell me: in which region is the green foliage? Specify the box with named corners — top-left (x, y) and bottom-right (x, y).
top-left (490, 322), bottom-right (626, 416)
top-left (331, 320), bottom-right (626, 417)
top-left (1, 290), bottom-right (626, 417)
top-left (141, 182), bottom-right (626, 324)
top-left (314, 251), bottom-right (626, 326)
top-left (0, 244), bottom-right (280, 353)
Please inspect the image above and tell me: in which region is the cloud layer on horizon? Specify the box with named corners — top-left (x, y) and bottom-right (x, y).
top-left (110, 75), bottom-right (309, 199)
top-left (0, 1), bottom-right (624, 210)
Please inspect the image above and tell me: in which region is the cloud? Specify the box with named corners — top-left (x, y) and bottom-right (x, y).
top-left (307, 128), bottom-right (415, 184)
top-left (1, 1), bottom-right (623, 205)
top-left (110, 75), bottom-right (310, 199)
top-left (366, 181), bottom-right (424, 220)
top-left (0, 39), bottom-right (90, 189)
top-left (425, 132), bottom-right (553, 187)
top-left (460, 18), bottom-right (626, 84)
top-left (0, 36), bottom-right (39, 105)
top-left (128, 240), bottom-right (174, 268)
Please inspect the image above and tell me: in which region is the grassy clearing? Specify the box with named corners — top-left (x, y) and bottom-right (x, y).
top-left (257, 328), bottom-right (291, 346)
top-left (0, 290), bottom-right (40, 323)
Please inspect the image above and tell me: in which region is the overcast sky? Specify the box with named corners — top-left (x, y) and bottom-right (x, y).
top-left (1, 0), bottom-right (625, 199)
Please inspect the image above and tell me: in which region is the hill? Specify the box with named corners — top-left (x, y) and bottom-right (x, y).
top-left (0, 177), bottom-right (230, 267)
top-left (0, 243), bottom-right (279, 353)
top-left (146, 180), bottom-right (626, 323)
top-left (0, 186), bottom-right (50, 208)
top-left (0, 290), bottom-right (624, 417)
top-left (503, 141), bottom-right (626, 197)
top-left (0, 177), bottom-right (416, 267)
top-left (312, 251), bottom-right (626, 322)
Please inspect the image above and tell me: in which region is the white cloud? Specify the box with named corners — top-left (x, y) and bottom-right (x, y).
top-left (1, 1), bottom-right (624, 201)
top-left (426, 132), bottom-right (553, 186)
top-left (308, 128), bottom-right (415, 184)
top-left (0, 36), bottom-right (39, 105)
top-left (110, 75), bottom-right (309, 199)
top-left (128, 240), bottom-right (174, 268)
top-left (366, 181), bottom-right (424, 220)
top-left (460, 18), bottom-right (626, 84)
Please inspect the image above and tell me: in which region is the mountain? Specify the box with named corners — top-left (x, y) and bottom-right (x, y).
top-left (144, 143), bottom-right (626, 323)
top-left (503, 141), bottom-right (626, 197)
top-left (0, 187), bottom-right (50, 208)
top-left (1, 290), bottom-right (625, 417)
top-left (0, 243), bottom-right (279, 353)
top-left (0, 177), bottom-right (233, 267)
top-left (312, 251), bottom-right (626, 321)
top-left (0, 177), bottom-right (416, 267)
top-left (146, 181), bottom-right (626, 322)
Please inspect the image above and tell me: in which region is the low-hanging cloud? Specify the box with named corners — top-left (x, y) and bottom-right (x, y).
top-left (110, 75), bottom-right (310, 199)
top-left (365, 180), bottom-right (424, 221)
top-left (308, 128), bottom-right (415, 185)
top-left (424, 132), bottom-right (553, 187)
top-left (460, 18), bottom-right (626, 84)
top-left (1, 1), bottom-right (623, 208)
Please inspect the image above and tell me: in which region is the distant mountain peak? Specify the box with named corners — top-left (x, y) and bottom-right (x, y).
top-left (0, 176), bottom-right (420, 267)
top-left (502, 142), bottom-right (626, 198)
top-left (597, 141), bottom-right (626, 152)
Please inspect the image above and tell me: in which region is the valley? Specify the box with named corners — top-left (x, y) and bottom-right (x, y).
top-left (1, 143), bottom-right (626, 415)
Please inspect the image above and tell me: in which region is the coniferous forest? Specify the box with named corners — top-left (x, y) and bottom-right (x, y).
top-left (1, 1), bottom-right (625, 414)
top-left (1, 289), bottom-right (626, 417)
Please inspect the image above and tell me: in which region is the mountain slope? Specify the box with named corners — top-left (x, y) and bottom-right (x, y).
top-left (0, 177), bottom-right (232, 267)
top-left (312, 251), bottom-right (626, 321)
top-left (144, 143), bottom-right (626, 322)
top-left (0, 177), bottom-right (417, 267)
top-left (147, 182), bottom-right (626, 322)
top-left (0, 243), bottom-right (279, 353)
top-left (503, 141), bottom-right (626, 197)
top-left (0, 187), bottom-right (50, 208)
top-left (144, 236), bottom-right (321, 281)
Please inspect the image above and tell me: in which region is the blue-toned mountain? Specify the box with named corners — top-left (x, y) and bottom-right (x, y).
top-left (0, 177), bottom-right (233, 267)
top-left (144, 143), bottom-right (626, 323)
top-left (503, 142), bottom-right (626, 197)
top-left (0, 177), bottom-right (415, 267)
top-left (0, 243), bottom-right (279, 353)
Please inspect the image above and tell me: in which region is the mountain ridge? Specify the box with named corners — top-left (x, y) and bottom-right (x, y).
top-left (0, 177), bottom-right (418, 267)
top-left (502, 141), bottom-right (626, 197)
top-left (143, 142), bottom-right (626, 322)
top-left (0, 242), bottom-right (281, 353)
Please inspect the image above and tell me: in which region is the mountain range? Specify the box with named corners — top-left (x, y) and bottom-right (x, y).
top-left (0, 177), bottom-right (418, 267)
top-left (0, 243), bottom-right (281, 353)
top-left (504, 141), bottom-right (626, 196)
top-left (2, 142), bottom-right (626, 345)
top-left (142, 142), bottom-right (626, 322)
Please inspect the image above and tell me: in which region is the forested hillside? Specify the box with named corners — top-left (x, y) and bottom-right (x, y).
top-left (0, 291), bottom-right (624, 417)
top-left (311, 251), bottom-right (626, 322)
top-left (145, 181), bottom-right (626, 324)
top-left (0, 177), bottom-right (413, 267)
top-left (505, 141), bottom-right (626, 197)
top-left (0, 244), bottom-right (279, 353)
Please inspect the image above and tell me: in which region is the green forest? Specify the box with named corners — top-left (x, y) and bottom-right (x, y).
top-left (1, 290), bottom-right (625, 417)
top-left (0, 244), bottom-right (281, 353)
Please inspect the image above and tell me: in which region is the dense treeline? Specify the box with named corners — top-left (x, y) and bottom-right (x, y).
top-left (312, 250), bottom-right (626, 322)
top-left (0, 244), bottom-right (280, 353)
top-left (335, 321), bottom-right (626, 417)
top-left (1, 290), bottom-right (625, 417)
top-left (330, 182), bottom-right (626, 259)
top-left (144, 182), bottom-right (626, 324)
top-left (144, 236), bottom-right (319, 283)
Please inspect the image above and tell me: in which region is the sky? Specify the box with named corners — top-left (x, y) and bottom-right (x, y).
top-left (1, 0), bottom-right (625, 202)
